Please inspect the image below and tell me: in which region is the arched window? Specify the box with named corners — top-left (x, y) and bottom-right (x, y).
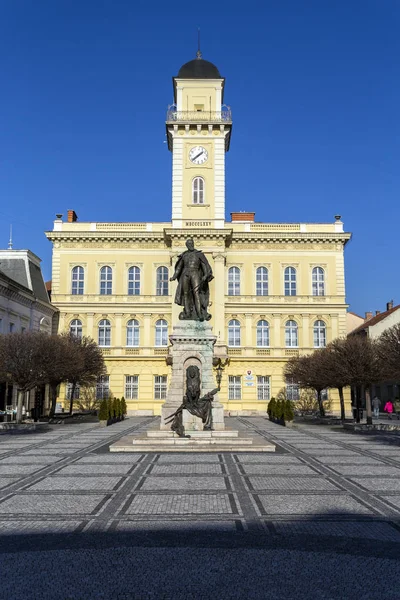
top-left (256, 267), bottom-right (268, 296)
top-left (156, 266), bottom-right (169, 296)
top-left (228, 267), bottom-right (240, 296)
top-left (98, 319), bottom-right (111, 347)
top-left (192, 177), bottom-right (205, 204)
top-left (128, 266), bottom-right (141, 296)
top-left (228, 319), bottom-right (241, 347)
top-left (126, 319), bottom-right (139, 347)
top-left (70, 319), bottom-right (82, 339)
top-left (71, 266), bottom-right (84, 295)
top-left (256, 320), bottom-right (270, 347)
top-left (284, 267), bottom-right (297, 296)
top-left (100, 266), bottom-right (112, 295)
top-left (313, 320), bottom-right (326, 348)
top-left (155, 319), bottom-right (168, 346)
top-left (285, 320), bottom-right (298, 347)
top-left (312, 267), bottom-right (325, 296)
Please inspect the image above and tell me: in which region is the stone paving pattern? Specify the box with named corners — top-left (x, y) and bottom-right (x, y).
top-left (0, 416), bottom-right (399, 598)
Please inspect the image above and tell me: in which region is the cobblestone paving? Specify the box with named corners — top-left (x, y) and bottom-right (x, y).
top-left (0, 416), bottom-right (400, 599)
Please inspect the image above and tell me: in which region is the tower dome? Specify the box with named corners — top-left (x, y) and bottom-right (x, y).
top-left (177, 56), bottom-right (222, 79)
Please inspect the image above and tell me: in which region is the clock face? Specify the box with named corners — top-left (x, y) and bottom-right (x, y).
top-left (189, 146), bottom-right (208, 165)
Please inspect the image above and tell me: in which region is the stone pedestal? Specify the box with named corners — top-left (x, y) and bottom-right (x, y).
top-left (160, 320), bottom-right (224, 431)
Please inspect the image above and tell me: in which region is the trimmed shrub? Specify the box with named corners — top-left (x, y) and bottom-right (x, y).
top-left (98, 399), bottom-right (108, 421)
top-left (121, 397), bottom-right (127, 417)
top-left (284, 399), bottom-right (294, 423)
top-left (267, 398), bottom-right (276, 420)
top-left (107, 397), bottom-right (114, 420)
top-left (112, 398), bottom-right (120, 419)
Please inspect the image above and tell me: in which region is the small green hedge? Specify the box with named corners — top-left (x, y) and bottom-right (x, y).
top-left (98, 397), bottom-right (126, 423)
top-left (267, 397), bottom-right (294, 425)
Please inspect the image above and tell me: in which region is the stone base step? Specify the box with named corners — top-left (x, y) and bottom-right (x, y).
top-left (110, 443), bottom-right (275, 453)
top-left (146, 429), bottom-right (239, 439)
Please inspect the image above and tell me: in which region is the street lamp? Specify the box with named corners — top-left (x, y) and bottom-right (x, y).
top-left (214, 357), bottom-right (230, 390)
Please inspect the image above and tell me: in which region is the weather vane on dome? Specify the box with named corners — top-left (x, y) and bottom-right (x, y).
top-left (196, 28), bottom-right (202, 59)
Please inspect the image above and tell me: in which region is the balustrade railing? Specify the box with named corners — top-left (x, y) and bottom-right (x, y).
top-left (166, 109), bottom-right (232, 123)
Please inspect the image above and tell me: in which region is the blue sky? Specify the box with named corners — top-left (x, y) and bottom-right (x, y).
top-left (0, 1), bottom-right (399, 315)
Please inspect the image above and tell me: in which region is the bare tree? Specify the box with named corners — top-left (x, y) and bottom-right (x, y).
top-left (36, 334), bottom-right (81, 418)
top-left (0, 332), bottom-right (45, 423)
top-left (318, 339), bottom-right (350, 422)
top-left (284, 351), bottom-right (328, 417)
top-left (376, 323), bottom-right (400, 382)
top-left (64, 335), bottom-right (106, 414)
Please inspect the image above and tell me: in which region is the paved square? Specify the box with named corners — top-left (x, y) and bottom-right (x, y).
top-left (140, 476), bottom-right (227, 491)
top-left (256, 494), bottom-right (374, 515)
top-left (0, 494), bottom-right (107, 514)
top-left (248, 476), bottom-right (340, 491)
top-left (27, 476), bottom-right (123, 491)
top-left (126, 493), bottom-right (235, 515)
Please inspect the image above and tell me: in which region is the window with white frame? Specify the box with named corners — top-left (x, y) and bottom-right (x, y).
top-left (257, 376), bottom-right (270, 401)
top-left (96, 375), bottom-right (109, 400)
top-left (228, 266), bottom-right (240, 296)
top-left (9, 323), bottom-right (15, 333)
top-left (228, 319), bottom-right (241, 347)
top-left (125, 375), bottom-right (139, 400)
top-left (156, 266), bottom-right (169, 296)
top-left (154, 375), bottom-right (168, 400)
top-left (313, 320), bottom-right (327, 348)
top-left (284, 266), bottom-right (297, 296)
top-left (126, 319), bottom-right (139, 347)
top-left (98, 319), bottom-right (111, 347)
top-left (228, 376), bottom-right (242, 400)
top-left (285, 320), bottom-right (298, 347)
top-left (71, 266), bottom-right (84, 295)
top-left (155, 319), bottom-right (168, 347)
top-left (100, 266), bottom-right (112, 295)
top-left (312, 267), bottom-right (325, 296)
top-left (69, 319), bottom-right (82, 339)
top-left (192, 176), bottom-right (204, 204)
top-left (128, 266), bottom-right (141, 295)
top-left (256, 320), bottom-right (270, 347)
top-left (256, 266), bottom-right (268, 296)
top-left (66, 382), bottom-right (80, 400)
top-left (286, 377), bottom-right (300, 401)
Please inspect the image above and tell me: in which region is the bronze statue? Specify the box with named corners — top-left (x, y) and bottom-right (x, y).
top-left (170, 238), bottom-right (213, 321)
top-left (165, 365), bottom-right (219, 437)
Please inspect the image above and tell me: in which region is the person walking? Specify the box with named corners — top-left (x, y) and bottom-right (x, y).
top-left (393, 397), bottom-right (400, 421)
top-left (372, 396), bottom-right (381, 419)
top-left (384, 399), bottom-right (394, 420)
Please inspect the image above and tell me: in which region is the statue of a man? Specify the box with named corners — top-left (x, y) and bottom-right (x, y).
top-left (170, 238), bottom-right (214, 321)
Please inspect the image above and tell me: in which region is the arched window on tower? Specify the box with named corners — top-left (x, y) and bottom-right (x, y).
top-left (192, 177), bottom-right (205, 204)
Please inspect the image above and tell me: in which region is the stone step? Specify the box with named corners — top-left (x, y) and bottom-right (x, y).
top-left (146, 429), bottom-right (239, 439)
top-left (134, 437), bottom-right (254, 446)
top-left (110, 443), bottom-right (275, 453)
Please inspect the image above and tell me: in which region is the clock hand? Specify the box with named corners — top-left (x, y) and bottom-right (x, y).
top-left (192, 151), bottom-right (204, 161)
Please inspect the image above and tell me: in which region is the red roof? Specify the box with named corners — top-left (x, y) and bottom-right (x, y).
top-left (350, 305), bottom-right (400, 335)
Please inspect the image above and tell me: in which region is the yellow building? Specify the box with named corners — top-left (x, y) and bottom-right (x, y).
top-left (46, 52), bottom-right (351, 416)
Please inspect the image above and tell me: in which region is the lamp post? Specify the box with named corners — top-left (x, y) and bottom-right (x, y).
top-left (214, 357), bottom-right (230, 390)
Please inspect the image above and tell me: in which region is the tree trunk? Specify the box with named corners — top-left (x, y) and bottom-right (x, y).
top-left (338, 386), bottom-right (345, 422)
top-left (365, 385), bottom-right (373, 425)
top-left (49, 384), bottom-right (58, 418)
top-left (16, 390), bottom-right (24, 423)
top-left (317, 389), bottom-right (325, 417)
top-left (69, 382), bottom-right (77, 415)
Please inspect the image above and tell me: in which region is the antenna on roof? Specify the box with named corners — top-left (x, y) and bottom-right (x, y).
top-left (196, 28), bottom-right (202, 59)
top-left (8, 225), bottom-right (13, 250)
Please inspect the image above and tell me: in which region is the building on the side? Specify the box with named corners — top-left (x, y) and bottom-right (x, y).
top-left (346, 310), bottom-right (364, 333)
top-left (349, 300), bottom-right (400, 404)
top-left (0, 249), bottom-right (59, 416)
top-left (45, 52), bottom-right (352, 416)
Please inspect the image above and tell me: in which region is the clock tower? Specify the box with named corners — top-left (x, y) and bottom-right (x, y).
top-left (166, 52), bottom-right (232, 228)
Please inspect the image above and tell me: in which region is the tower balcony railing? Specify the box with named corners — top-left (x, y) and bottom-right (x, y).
top-left (166, 108), bottom-right (232, 124)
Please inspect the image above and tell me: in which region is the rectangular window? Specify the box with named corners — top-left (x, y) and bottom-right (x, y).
top-left (96, 375), bottom-right (110, 400)
top-left (286, 378), bottom-right (300, 401)
top-left (154, 376), bottom-right (168, 400)
top-left (125, 375), bottom-right (139, 400)
top-left (66, 382), bottom-right (80, 400)
top-left (257, 376), bottom-right (270, 401)
top-left (228, 376), bottom-right (242, 400)
top-left (320, 389), bottom-right (328, 402)
top-left (9, 323), bottom-right (15, 333)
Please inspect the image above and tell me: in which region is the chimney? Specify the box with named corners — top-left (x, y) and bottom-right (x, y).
top-left (386, 300), bottom-right (394, 311)
top-left (365, 311), bottom-right (373, 321)
top-left (230, 212), bottom-right (255, 222)
top-left (67, 210), bottom-right (78, 223)
top-left (375, 310), bottom-right (381, 316)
